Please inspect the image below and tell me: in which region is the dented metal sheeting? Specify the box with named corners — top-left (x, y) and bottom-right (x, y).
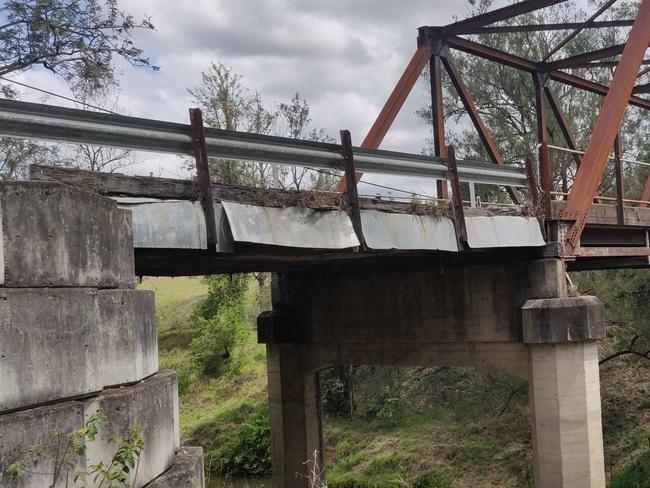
top-left (221, 201), bottom-right (360, 249)
top-left (465, 216), bottom-right (545, 248)
top-left (115, 198), bottom-right (208, 249)
top-left (361, 211), bottom-right (459, 251)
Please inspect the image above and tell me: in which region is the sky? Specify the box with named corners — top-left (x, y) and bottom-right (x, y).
top-left (7, 0), bottom-right (591, 197)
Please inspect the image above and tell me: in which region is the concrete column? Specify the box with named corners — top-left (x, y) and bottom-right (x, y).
top-left (266, 344), bottom-right (323, 488)
top-left (523, 297), bottom-right (606, 488)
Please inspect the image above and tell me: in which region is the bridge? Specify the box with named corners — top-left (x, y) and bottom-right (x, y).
top-left (1, 0), bottom-right (650, 487)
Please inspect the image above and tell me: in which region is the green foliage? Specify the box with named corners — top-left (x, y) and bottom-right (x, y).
top-left (86, 426), bottom-right (144, 487)
top-left (207, 406), bottom-right (271, 476)
top-left (4, 410), bottom-right (144, 488)
top-left (320, 367), bottom-right (353, 417)
top-left (198, 274), bottom-right (249, 320)
top-left (189, 304), bottom-right (250, 377)
top-left (609, 451), bottom-right (650, 488)
top-left (188, 274), bottom-right (251, 377)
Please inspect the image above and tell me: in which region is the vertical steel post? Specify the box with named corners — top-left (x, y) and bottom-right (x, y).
top-left (447, 145), bottom-right (468, 247)
top-left (534, 73), bottom-right (552, 218)
top-left (340, 130), bottom-right (366, 249)
top-left (189, 108), bottom-right (218, 248)
top-left (430, 54), bottom-right (449, 199)
top-left (614, 133), bottom-right (625, 225)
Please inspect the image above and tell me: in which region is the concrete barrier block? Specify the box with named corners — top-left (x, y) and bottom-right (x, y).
top-left (85, 370), bottom-right (180, 488)
top-left (0, 288), bottom-right (157, 412)
top-left (522, 296), bottom-right (605, 343)
top-left (0, 182), bottom-right (134, 288)
top-left (0, 401), bottom-right (86, 488)
top-left (144, 447), bottom-right (205, 488)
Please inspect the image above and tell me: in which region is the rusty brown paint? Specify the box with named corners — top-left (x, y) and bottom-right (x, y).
top-left (561, 0), bottom-right (650, 253)
top-left (430, 54), bottom-right (449, 199)
top-left (446, 35), bottom-right (650, 110)
top-left (614, 133), bottom-right (625, 225)
top-left (545, 43), bottom-right (628, 71)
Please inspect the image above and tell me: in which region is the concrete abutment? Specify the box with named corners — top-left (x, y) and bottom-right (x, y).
top-left (260, 259), bottom-right (607, 488)
top-left (0, 182), bottom-right (203, 488)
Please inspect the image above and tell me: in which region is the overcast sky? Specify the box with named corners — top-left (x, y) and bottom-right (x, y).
top-left (8, 0), bottom-right (590, 196)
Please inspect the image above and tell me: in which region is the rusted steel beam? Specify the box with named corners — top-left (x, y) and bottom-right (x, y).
top-left (443, 0), bottom-right (566, 35)
top-left (336, 43), bottom-right (430, 191)
top-left (340, 130), bottom-right (366, 248)
top-left (430, 54), bottom-right (449, 200)
top-left (446, 145), bottom-right (467, 247)
top-left (545, 43), bottom-right (627, 71)
top-left (442, 55), bottom-right (521, 204)
top-left (467, 19), bottom-right (634, 34)
top-left (578, 247), bottom-right (650, 257)
top-left (446, 36), bottom-right (650, 109)
top-left (614, 133), bottom-right (625, 225)
top-left (544, 86), bottom-right (582, 167)
top-left (534, 74), bottom-right (552, 217)
top-left (638, 67), bottom-right (650, 78)
top-left (561, 0), bottom-right (650, 253)
top-left (189, 108), bottom-right (218, 248)
top-left (543, 0), bottom-right (619, 61)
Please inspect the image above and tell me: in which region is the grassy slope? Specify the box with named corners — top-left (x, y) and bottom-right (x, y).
top-left (143, 277), bottom-right (650, 488)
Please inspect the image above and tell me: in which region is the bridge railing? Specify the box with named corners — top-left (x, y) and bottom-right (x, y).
top-left (0, 99), bottom-right (529, 190)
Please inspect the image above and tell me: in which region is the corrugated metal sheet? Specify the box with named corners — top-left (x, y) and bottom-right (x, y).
top-left (221, 201), bottom-right (360, 249)
top-left (361, 211), bottom-right (458, 251)
top-left (115, 198), bottom-right (207, 249)
top-left (465, 216), bottom-right (545, 248)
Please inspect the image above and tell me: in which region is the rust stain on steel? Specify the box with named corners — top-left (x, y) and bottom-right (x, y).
top-left (561, 0), bottom-right (650, 252)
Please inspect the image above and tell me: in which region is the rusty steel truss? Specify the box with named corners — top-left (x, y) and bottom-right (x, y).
top-left (341, 0), bottom-right (650, 259)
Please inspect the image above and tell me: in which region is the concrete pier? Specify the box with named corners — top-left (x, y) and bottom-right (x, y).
top-left (259, 259), bottom-right (607, 488)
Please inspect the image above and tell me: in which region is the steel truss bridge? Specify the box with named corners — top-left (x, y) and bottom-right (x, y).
top-left (1, 0), bottom-right (650, 274)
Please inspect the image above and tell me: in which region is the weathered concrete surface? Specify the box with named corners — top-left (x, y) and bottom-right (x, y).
top-left (522, 296), bottom-right (605, 343)
top-left (271, 259), bottom-right (567, 344)
top-left (0, 182), bottom-right (134, 288)
top-left (0, 401), bottom-right (86, 487)
top-left (144, 447), bottom-right (205, 488)
top-left (85, 370), bottom-right (180, 488)
top-left (267, 344), bottom-right (323, 488)
top-left (0, 288), bottom-right (157, 412)
top-left (529, 343), bottom-right (605, 488)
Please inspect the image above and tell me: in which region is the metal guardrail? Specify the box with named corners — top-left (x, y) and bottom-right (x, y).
top-left (0, 99), bottom-right (528, 188)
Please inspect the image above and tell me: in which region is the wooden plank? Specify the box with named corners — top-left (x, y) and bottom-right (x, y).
top-left (29, 164), bottom-right (196, 199)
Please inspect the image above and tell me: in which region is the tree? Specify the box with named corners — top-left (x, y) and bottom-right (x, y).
top-left (189, 63), bottom-right (338, 190)
top-left (0, 0), bottom-right (156, 92)
top-left (277, 92), bottom-right (337, 190)
top-left (0, 0), bottom-right (156, 179)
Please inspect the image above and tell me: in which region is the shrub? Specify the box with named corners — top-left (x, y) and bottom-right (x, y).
top-left (209, 406), bottom-right (271, 476)
top-left (189, 305), bottom-right (249, 377)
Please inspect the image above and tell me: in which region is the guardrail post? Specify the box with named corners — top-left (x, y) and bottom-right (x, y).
top-left (447, 145), bottom-right (467, 248)
top-left (189, 108), bottom-right (218, 249)
top-left (340, 130), bottom-right (366, 249)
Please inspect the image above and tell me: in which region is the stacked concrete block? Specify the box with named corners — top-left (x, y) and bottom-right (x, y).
top-left (0, 182), bottom-right (203, 487)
